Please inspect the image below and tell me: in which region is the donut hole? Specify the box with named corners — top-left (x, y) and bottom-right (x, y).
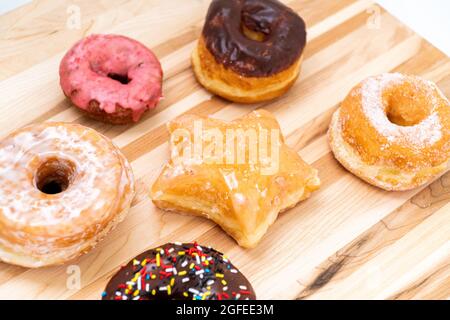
top-left (241, 24), bottom-right (266, 42)
top-left (89, 60), bottom-right (132, 85)
top-left (385, 84), bottom-right (432, 126)
top-left (240, 10), bottom-right (269, 42)
top-left (107, 73), bottom-right (131, 85)
top-left (35, 158), bottom-right (76, 195)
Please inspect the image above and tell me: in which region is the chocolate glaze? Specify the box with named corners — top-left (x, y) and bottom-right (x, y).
top-left (202, 0), bottom-right (306, 77)
top-left (102, 243), bottom-right (256, 300)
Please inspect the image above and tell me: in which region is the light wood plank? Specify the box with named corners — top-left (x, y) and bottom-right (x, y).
top-left (0, 0), bottom-right (448, 300)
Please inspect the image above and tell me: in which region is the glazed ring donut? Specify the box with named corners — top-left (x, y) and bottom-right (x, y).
top-left (60, 34), bottom-right (163, 124)
top-left (192, 0), bottom-right (306, 103)
top-left (0, 122), bottom-right (135, 267)
top-left (102, 242), bottom-right (256, 300)
top-left (328, 73), bottom-right (450, 191)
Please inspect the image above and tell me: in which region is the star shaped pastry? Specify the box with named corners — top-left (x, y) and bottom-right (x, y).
top-left (151, 110), bottom-right (320, 248)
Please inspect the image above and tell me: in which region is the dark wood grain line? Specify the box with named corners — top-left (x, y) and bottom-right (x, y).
top-left (389, 263), bottom-right (450, 300)
top-left (295, 171), bottom-right (450, 299)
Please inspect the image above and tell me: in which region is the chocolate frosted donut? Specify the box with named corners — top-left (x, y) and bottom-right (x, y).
top-left (192, 0), bottom-right (307, 103)
top-left (204, 0), bottom-right (306, 77)
top-left (102, 243), bottom-right (256, 300)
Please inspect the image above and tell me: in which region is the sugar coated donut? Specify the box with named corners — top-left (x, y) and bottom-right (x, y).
top-left (60, 34), bottom-right (163, 124)
top-left (0, 122), bottom-right (135, 267)
top-left (192, 0), bottom-right (306, 103)
top-left (329, 73), bottom-right (450, 191)
top-left (102, 242), bottom-right (256, 300)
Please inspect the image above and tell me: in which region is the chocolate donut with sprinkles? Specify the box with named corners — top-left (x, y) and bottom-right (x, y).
top-left (102, 242), bottom-right (256, 300)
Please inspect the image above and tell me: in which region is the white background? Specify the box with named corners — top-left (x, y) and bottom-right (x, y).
top-left (0, 0), bottom-right (449, 56)
top-left (377, 0), bottom-right (449, 56)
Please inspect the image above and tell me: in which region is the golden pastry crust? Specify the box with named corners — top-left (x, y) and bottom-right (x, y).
top-left (192, 37), bottom-right (303, 103)
top-left (151, 110), bottom-right (320, 248)
top-left (328, 73), bottom-right (450, 191)
top-left (0, 122), bottom-right (135, 267)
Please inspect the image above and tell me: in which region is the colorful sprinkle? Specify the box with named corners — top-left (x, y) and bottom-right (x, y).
top-left (102, 243), bottom-right (254, 300)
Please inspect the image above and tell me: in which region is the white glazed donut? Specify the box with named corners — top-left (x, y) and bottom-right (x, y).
top-left (0, 122), bottom-right (135, 267)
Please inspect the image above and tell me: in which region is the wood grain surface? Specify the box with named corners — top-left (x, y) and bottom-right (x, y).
top-left (0, 0), bottom-right (448, 300)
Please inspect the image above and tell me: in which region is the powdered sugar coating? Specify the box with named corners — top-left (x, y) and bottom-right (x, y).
top-left (0, 122), bottom-right (135, 267)
top-left (361, 73), bottom-right (443, 147)
top-left (330, 73), bottom-right (450, 190)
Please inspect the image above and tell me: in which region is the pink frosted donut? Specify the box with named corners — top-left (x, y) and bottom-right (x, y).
top-left (59, 34), bottom-right (163, 124)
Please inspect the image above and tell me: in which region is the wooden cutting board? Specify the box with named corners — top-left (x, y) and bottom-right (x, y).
top-left (0, 0), bottom-right (449, 300)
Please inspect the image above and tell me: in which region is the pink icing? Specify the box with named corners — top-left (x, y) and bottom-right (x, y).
top-left (59, 34), bottom-right (163, 122)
